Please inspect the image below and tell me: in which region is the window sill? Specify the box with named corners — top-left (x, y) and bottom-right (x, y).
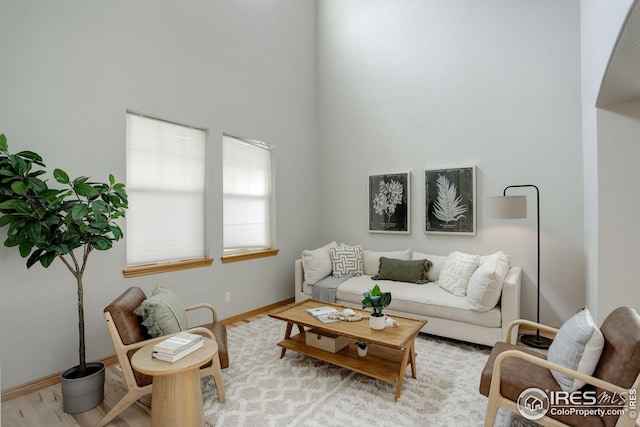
top-left (221, 248), bottom-right (279, 264)
top-left (123, 258), bottom-right (214, 278)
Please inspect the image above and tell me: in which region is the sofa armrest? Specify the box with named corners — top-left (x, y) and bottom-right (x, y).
top-left (500, 267), bottom-right (522, 343)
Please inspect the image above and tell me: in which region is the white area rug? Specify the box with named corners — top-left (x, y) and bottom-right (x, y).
top-left (202, 316), bottom-right (536, 427)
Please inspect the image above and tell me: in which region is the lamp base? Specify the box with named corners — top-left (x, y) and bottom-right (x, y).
top-left (521, 333), bottom-right (553, 349)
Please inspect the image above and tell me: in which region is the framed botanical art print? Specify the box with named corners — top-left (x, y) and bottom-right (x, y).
top-left (425, 166), bottom-right (476, 235)
top-left (368, 172), bottom-right (410, 234)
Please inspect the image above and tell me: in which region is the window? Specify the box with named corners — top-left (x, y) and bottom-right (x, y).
top-left (124, 112), bottom-right (210, 275)
top-left (222, 134), bottom-right (277, 262)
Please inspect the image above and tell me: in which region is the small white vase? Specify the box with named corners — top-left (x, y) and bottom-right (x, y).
top-left (369, 314), bottom-right (386, 330)
top-left (357, 344), bottom-right (368, 357)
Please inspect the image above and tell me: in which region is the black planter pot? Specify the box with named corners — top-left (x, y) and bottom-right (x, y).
top-left (60, 362), bottom-right (105, 414)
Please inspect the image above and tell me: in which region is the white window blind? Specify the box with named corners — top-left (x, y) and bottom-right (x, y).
top-left (126, 113), bottom-right (205, 266)
top-left (223, 134), bottom-right (273, 253)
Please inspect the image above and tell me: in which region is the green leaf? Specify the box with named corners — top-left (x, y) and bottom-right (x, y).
top-left (39, 251), bottom-right (56, 268)
top-left (91, 236), bottom-right (112, 250)
top-left (74, 182), bottom-right (100, 198)
top-left (71, 203), bottom-right (89, 220)
top-left (15, 150), bottom-right (43, 163)
top-left (10, 180), bottom-right (28, 195)
top-left (19, 241), bottom-right (33, 258)
top-left (53, 169), bottom-right (70, 184)
top-left (89, 216), bottom-right (109, 230)
top-left (26, 249), bottom-right (43, 268)
top-left (113, 187), bottom-right (128, 204)
top-left (91, 200), bottom-right (107, 217)
top-left (0, 134), bottom-right (7, 151)
top-left (0, 199), bottom-right (30, 213)
top-left (9, 155), bottom-right (28, 176)
top-left (0, 214), bottom-right (14, 227)
top-left (110, 225), bottom-right (123, 240)
top-left (109, 174), bottom-right (115, 185)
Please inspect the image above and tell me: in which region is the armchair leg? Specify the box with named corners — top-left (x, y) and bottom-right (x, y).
top-left (97, 388), bottom-right (150, 427)
top-left (484, 399), bottom-right (499, 427)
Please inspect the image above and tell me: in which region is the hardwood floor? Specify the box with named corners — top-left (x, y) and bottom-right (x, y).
top-left (1, 315), bottom-right (270, 427)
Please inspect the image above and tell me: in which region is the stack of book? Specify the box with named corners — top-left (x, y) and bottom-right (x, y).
top-left (152, 332), bottom-right (204, 362)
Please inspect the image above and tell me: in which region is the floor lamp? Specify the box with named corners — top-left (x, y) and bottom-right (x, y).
top-left (485, 184), bottom-right (553, 349)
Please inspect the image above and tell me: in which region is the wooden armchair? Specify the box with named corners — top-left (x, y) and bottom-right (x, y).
top-left (97, 287), bottom-right (228, 427)
top-left (480, 307), bottom-right (640, 427)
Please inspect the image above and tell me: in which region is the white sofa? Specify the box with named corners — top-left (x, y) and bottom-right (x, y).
top-left (294, 246), bottom-right (522, 347)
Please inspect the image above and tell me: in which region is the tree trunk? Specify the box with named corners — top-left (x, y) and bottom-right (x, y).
top-left (77, 272), bottom-right (86, 376)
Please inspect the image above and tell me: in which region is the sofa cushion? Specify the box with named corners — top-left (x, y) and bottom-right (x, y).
top-left (373, 257), bottom-right (426, 284)
top-left (438, 252), bottom-right (479, 297)
top-left (134, 285), bottom-right (188, 337)
top-left (330, 245), bottom-right (363, 277)
top-left (362, 249), bottom-right (412, 275)
top-left (466, 251), bottom-right (511, 312)
top-left (335, 275), bottom-right (501, 328)
top-left (548, 308), bottom-right (604, 392)
top-left (302, 241), bottom-right (338, 284)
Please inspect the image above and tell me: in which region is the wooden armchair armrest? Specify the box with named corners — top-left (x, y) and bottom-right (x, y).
top-left (185, 303), bottom-right (218, 323)
top-left (492, 349), bottom-right (629, 397)
top-left (505, 319), bottom-right (559, 345)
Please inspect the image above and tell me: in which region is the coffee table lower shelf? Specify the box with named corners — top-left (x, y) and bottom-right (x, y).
top-left (278, 333), bottom-right (412, 398)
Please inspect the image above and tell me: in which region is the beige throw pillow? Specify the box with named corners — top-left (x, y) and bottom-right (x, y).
top-left (438, 251), bottom-right (479, 297)
top-left (301, 241), bottom-right (338, 284)
top-left (466, 251), bottom-right (511, 311)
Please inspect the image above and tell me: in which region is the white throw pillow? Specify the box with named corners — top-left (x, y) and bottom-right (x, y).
top-left (438, 251), bottom-right (479, 297)
top-left (548, 308), bottom-right (604, 392)
top-left (362, 249), bottom-right (412, 275)
top-left (466, 251), bottom-right (511, 312)
top-left (301, 241), bottom-right (338, 284)
top-left (330, 245), bottom-right (364, 277)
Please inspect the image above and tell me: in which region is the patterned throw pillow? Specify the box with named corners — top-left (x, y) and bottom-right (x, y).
top-left (330, 245), bottom-right (364, 277)
top-left (548, 308), bottom-right (604, 392)
top-left (438, 251), bottom-right (479, 296)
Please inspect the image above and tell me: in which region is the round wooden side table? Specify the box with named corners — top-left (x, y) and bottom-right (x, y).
top-left (131, 337), bottom-right (219, 427)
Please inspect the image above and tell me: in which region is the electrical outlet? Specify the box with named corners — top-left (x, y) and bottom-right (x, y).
top-left (224, 291), bottom-right (231, 302)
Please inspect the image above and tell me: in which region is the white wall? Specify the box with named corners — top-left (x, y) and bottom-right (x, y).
top-left (580, 0), bottom-right (635, 322)
top-left (317, 0), bottom-right (584, 327)
top-left (596, 102), bottom-right (640, 320)
top-left (591, 0), bottom-right (640, 321)
top-left (0, 0), bottom-right (319, 389)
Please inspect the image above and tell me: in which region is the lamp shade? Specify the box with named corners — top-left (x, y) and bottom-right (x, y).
top-left (485, 195), bottom-right (527, 219)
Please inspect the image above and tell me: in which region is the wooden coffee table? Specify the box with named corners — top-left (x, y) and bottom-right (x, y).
top-left (268, 299), bottom-right (427, 400)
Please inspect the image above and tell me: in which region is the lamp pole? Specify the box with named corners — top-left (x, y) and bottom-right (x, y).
top-left (503, 185), bottom-right (552, 349)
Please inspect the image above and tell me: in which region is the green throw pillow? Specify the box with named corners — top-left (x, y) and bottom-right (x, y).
top-left (373, 257), bottom-right (427, 284)
top-left (134, 285), bottom-right (188, 337)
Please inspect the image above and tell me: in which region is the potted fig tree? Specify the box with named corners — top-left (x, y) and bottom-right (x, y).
top-left (0, 133), bottom-right (128, 413)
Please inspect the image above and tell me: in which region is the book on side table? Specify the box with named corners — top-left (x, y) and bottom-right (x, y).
top-left (306, 306), bottom-right (341, 324)
top-left (152, 332), bottom-right (203, 362)
top-left (152, 340), bottom-right (204, 362)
